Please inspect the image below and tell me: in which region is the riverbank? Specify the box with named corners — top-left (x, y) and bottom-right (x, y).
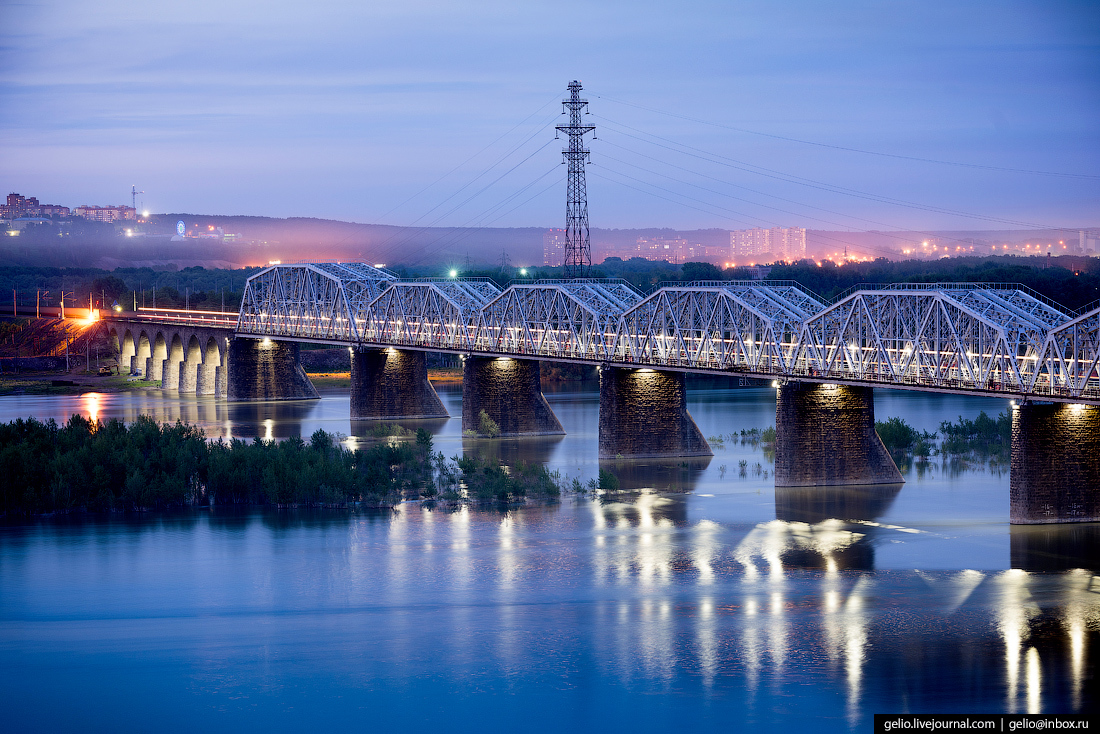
top-left (0, 370), bottom-right (159, 396)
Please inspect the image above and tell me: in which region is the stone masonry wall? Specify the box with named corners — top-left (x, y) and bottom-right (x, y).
top-left (598, 367), bottom-right (712, 458)
top-left (226, 338), bottom-right (319, 402)
top-left (350, 348), bottom-right (447, 419)
top-left (462, 357), bottom-right (564, 436)
top-left (1011, 402), bottom-right (1100, 524)
top-left (774, 382), bottom-right (902, 487)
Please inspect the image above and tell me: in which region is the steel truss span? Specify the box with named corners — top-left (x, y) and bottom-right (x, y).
top-left (228, 265), bottom-right (1100, 403)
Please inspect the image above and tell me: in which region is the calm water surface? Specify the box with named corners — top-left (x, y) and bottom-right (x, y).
top-left (0, 383), bottom-right (1096, 731)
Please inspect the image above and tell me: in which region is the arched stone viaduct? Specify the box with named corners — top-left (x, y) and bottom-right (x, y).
top-left (106, 321), bottom-right (317, 401)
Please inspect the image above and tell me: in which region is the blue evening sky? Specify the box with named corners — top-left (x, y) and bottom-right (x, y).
top-left (1, 0), bottom-right (1097, 231)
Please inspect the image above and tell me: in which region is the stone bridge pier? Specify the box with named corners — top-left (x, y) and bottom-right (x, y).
top-left (462, 356), bottom-right (564, 436)
top-left (1011, 402), bottom-right (1100, 524)
top-left (598, 367), bottom-right (711, 458)
top-left (226, 338), bottom-right (318, 402)
top-left (351, 347), bottom-right (447, 419)
top-left (774, 382), bottom-right (903, 487)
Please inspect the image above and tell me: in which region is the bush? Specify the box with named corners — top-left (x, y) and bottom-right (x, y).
top-left (876, 416), bottom-right (937, 456)
top-left (456, 455), bottom-right (559, 503)
top-left (477, 410), bottom-right (501, 438)
top-left (939, 411), bottom-right (1011, 456)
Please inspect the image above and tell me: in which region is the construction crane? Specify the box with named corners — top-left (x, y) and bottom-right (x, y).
top-left (131, 185), bottom-right (144, 212)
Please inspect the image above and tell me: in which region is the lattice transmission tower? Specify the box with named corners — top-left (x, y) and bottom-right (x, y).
top-left (557, 80), bottom-right (595, 279)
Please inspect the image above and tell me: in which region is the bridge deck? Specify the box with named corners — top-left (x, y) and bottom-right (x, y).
top-left (102, 266), bottom-right (1100, 406)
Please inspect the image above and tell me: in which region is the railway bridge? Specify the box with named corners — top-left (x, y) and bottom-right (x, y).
top-left (104, 262), bottom-right (1100, 524)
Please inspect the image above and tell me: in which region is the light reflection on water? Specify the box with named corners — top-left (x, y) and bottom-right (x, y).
top-left (0, 383), bottom-right (1098, 729)
top-left (3, 504), bottom-right (1096, 731)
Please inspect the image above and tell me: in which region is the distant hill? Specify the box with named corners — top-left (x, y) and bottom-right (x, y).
top-left (0, 212), bottom-right (1091, 270)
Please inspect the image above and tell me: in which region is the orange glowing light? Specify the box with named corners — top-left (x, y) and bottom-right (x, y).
top-left (82, 393), bottom-right (101, 425)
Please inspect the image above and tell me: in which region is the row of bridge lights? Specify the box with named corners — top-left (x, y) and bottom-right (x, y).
top-left (447, 269), bottom-right (528, 278)
top-left (245, 316), bottom-right (1086, 379)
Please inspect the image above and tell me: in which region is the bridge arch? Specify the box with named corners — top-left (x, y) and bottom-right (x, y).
top-left (614, 281), bottom-right (823, 372)
top-left (794, 284), bottom-right (1070, 392)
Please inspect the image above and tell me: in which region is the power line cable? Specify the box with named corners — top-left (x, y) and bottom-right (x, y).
top-left (370, 125), bottom-right (558, 263)
top-left (596, 139), bottom-right (995, 251)
top-left (592, 92), bottom-right (1100, 181)
top-left (590, 167), bottom-right (902, 259)
top-left (372, 138), bottom-right (556, 264)
top-left (402, 164), bottom-right (562, 265)
top-left (325, 90), bottom-right (567, 254)
top-left (406, 171), bottom-right (565, 268)
top-left (593, 114), bottom-right (1071, 231)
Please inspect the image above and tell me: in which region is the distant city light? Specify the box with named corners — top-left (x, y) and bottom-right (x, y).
top-left (142, 210), bottom-right (149, 218)
top-left (449, 269), bottom-right (458, 278)
top-left (520, 268), bottom-right (527, 276)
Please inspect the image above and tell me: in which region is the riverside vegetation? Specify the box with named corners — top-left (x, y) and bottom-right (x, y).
top-left (0, 410), bottom-right (1016, 516)
top-left (0, 415), bottom-right (573, 516)
top-left (874, 411), bottom-right (1012, 460)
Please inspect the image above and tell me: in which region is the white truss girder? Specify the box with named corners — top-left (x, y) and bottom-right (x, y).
top-left (366, 279), bottom-right (500, 350)
top-left (614, 281), bottom-right (824, 372)
top-left (795, 286), bottom-right (1069, 393)
top-left (1034, 305), bottom-right (1100, 399)
top-left (230, 264), bottom-right (1097, 401)
top-left (237, 263), bottom-right (395, 341)
top-left (474, 280), bottom-right (642, 359)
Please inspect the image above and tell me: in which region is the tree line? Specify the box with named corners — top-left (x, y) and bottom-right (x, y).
top-left (0, 416), bottom-right (567, 516)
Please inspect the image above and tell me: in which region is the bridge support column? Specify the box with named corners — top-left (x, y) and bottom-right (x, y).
top-left (162, 356), bottom-right (183, 391)
top-left (598, 367), bottom-right (711, 458)
top-left (195, 360), bottom-right (218, 396)
top-left (226, 338), bottom-right (319, 402)
top-left (145, 356), bottom-right (160, 383)
top-left (178, 360), bottom-right (199, 394)
top-left (1011, 402), bottom-right (1100, 524)
top-left (462, 357), bottom-right (564, 436)
top-left (775, 382), bottom-right (902, 486)
top-left (351, 348), bottom-right (447, 419)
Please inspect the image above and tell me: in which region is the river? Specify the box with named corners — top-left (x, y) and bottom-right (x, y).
top-left (0, 382), bottom-right (1096, 731)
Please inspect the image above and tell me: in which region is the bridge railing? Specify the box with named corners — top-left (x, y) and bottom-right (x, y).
top-left (127, 308), bottom-right (238, 326)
